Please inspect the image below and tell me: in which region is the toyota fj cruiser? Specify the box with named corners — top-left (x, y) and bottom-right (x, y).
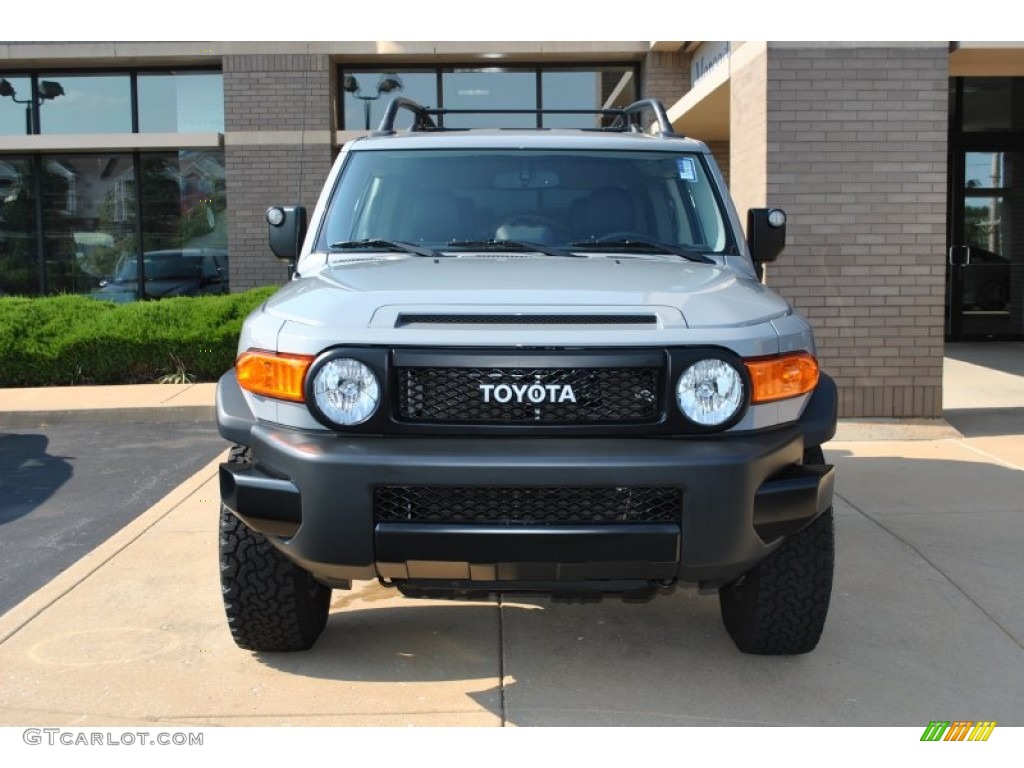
top-left (216, 98), bottom-right (837, 655)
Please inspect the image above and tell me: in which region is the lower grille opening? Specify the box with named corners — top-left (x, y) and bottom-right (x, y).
top-left (374, 485), bottom-right (681, 525)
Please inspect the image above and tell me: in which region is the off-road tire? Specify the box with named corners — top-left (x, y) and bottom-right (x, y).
top-left (718, 446), bottom-right (834, 655)
top-left (219, 445), bottom-right (330, 652)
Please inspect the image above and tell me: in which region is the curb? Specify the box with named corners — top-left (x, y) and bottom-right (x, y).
top-left (1, 406), bottom-right (216, 429)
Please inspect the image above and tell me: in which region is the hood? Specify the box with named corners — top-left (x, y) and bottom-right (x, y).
top-left (265, 255), bottom-right (791, 330)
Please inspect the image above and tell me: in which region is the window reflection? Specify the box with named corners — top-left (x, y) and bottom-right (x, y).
top-left (0, 76), bottom-right (33, 135)
top-left (961, 77), bottom-right (1024, 133)
top-left (103, 150), bottom-right (227, 301)
top-left (138, 72), bottom-right (224, 133)
top-left (442, 69), bottom-right (535, 128)
top-left (0, 157), bottom-right (36, 295)
top-left (341, 65), bottom-right (640, 131)
top-left (542, 68), bottom-right (636, 128)
top-left (2, 151), bottom-right (227, 297)
top-left (38, 74), bottom-right (132, 134)
top-left (40, 154), bottom-right (136, 293)
top-left (342, 71), bottom-right (435, 130)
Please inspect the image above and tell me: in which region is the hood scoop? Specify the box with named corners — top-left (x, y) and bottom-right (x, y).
top-left (395, 313), bottom-right (658, 328)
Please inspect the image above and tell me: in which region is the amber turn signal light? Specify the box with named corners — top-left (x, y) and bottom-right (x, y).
top-left (236, 349), bottom-right (314, 402)
top-left (745, 352), bottom-right (819, 404)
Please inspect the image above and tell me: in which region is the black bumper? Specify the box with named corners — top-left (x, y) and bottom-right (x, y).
top-left (217, 371), bottom-right (837, 587)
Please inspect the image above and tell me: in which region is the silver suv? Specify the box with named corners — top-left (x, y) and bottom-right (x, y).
top-left (216, 99), bottom-right (837, 655)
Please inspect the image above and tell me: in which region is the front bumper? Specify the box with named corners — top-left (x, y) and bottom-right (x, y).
top-left (217, 371), bottom-right (837, 588)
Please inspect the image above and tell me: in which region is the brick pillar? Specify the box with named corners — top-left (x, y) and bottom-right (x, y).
top-left (223, 53), bottom-right (336, 291)
top-left (641, 50), bottom-right (690, 106)
top-left (733, 43), bottom-right (949, 418)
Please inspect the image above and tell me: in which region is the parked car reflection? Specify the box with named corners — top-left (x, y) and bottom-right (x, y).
top-left (92, 248), bottom-right (228, 302)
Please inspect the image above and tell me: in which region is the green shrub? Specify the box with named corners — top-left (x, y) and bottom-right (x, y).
top-left (0, 287), bottom-right (278, 387)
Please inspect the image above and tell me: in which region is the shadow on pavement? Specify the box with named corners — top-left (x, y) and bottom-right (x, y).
top-left (944, 406), bottom-right (1024, 438)
top-left (945, 341), bottom-right (1024, 376)
top-left (0, 433), bottom-right (73, 525)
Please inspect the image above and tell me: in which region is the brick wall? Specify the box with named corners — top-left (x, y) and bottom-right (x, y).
top-left (223, 54), bottom-right (336, 291)
top-left (225, 144), bottom-right (334, 291)
top-left (729, 43), bottom-right (768, 226)
top-left (762, 44), bottom-right (949, 418)
top-left (705, 140), bottom-right (730, 187)
top-left (642, 50), bottom-right (690, 107)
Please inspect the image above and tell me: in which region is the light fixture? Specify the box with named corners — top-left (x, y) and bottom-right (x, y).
top-left (0, 76), bottom-right (64, 133)
top-left (344, 73), bottom-right (404, 130)
top-left (38, 80), bottom-right (65, 100)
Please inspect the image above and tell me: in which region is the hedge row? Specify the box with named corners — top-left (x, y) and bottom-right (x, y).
top-left (0, 287), bottom-right (278, 387)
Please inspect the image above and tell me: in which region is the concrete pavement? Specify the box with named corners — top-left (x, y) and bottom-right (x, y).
top-left (0, 343), bottom-right (1021, 726)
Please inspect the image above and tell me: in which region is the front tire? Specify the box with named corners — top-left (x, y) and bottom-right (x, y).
top-left (219, 446), bottom-right (330, 651)
top-left (718, 447), bottom-right (834, 655)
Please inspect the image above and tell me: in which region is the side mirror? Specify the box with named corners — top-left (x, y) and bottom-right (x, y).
top-left (747, 208), bottom-right (787, 265)
top-left (266, 206), bottom-right (307, 261)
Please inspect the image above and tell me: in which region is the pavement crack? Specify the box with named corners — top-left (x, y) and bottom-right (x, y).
top-left (835, 489), bottom-right (1024, 651)
top-left (497, 594), bottom-right (508, 727)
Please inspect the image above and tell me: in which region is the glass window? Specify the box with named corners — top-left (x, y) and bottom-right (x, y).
top-left (541, 67), bottom-right (637, 128)
top-left (138, 72), bottom-right (224, 133)
top-left (0, 76), bottom-right (33, 135)
top-left (965, 151), bottom-right (1021, 191)
top-left (441, 69), bottom-right (535, 128)
top-left (40, 154), bottom-right (136, 294)
top-left (342, 71), bottom-right (436, 131)
top-left (0, 157), bottom-right (37, 296)
top-left (38, 74), bottom-right (132, 134)
top-left (961, 77), bottom-right (1024, 133)
top-left (109, 150), bottom-right (228, 300)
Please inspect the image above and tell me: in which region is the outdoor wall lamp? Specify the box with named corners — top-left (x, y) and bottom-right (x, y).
top-left (0, 77), bottom-right (65, 133)
top-left (343, 73), bottom-right (403, 130)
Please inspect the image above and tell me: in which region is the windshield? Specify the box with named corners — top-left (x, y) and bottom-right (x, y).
top-left (315, 148), bottom-right (732, 254)
top-left (114, 253), bottom-right (209, 281)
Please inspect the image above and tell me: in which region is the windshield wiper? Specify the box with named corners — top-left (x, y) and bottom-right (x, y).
top-left (445, 239), bottom-right (582, 258)
top-left (569, 238), bottom-right (716, 264)
top-left (328, 239), bottom-right (443, 258)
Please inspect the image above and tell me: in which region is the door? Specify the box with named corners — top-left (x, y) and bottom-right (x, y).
top-left (948, 149), bottom-right (1024, 339)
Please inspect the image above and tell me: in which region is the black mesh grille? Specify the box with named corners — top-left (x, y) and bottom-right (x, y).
top-left (375, 486), bottom-right (681, 525)
top-left (397, 367), bottom-right (661, 422)
top-left (397, 314), bottom-right (656, 326)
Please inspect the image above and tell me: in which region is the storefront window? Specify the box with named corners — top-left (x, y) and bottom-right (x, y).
top-left (442, 69), bottom-right (535, 128)
top-left (541, 67), bottom-right (636, 128)
top-left (138, 72), bottom-right (224, 133)
top-left (37, 74), bottom-right (132, 134)
top-left (341, 65), bottom-right (641, 131)
top-left (342, 71), bottom-right (436, 131)
top-left (0, 76), bottom-right (33, 135)
top-left (40, 154), bottom-right (135, 294)
top-left (0, 157), bottom-right (36, 295)
top-left (961, 78), bottom-right (1024, 133)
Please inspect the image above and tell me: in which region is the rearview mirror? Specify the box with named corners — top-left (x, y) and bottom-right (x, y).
top-left (267, 206), bottom-right (307, 261)
top-left (747, 208), bottom-right (787, 265)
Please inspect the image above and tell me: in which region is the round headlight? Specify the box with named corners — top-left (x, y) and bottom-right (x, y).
top-left (311, 358), bottom-right (380, 426)
top-left (676, 359), bottom-right (745, 427)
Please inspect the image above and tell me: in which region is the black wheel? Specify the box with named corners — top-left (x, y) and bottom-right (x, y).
top-left (718, 446), bottom-right (834, 655)
top-left (219, 445), bottom-right (330, 651)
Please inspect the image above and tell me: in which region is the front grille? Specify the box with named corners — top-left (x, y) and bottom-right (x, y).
top-left (375, 486), bottom-right (681, 525)
top-left (397, 366), bottom-right (661, 423)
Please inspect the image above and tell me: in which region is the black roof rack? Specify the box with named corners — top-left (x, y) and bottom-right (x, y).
top-left (373, 97), bottom-right (681, 137)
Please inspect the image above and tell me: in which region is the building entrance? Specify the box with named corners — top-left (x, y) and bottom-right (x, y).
top-left (947, 78), bottom-right (1024, 339)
